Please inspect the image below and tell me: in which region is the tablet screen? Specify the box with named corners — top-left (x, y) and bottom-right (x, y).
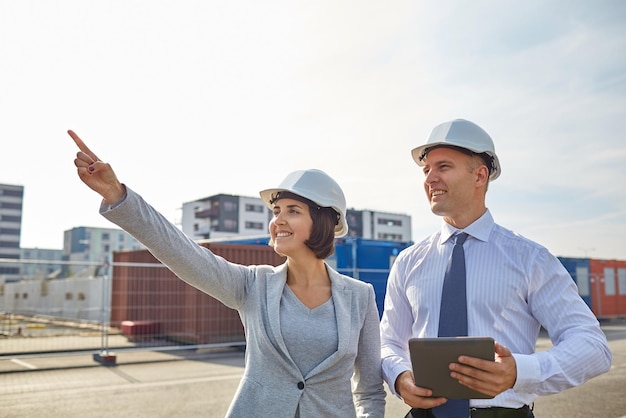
top-left (409, 336), bottom-right (495, 399)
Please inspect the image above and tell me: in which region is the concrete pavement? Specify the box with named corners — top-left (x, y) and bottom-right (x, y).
top-left (1, 319), bottom-right (625, 417)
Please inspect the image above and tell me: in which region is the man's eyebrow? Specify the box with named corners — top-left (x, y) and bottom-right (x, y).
top-left (431, 158), bottom-right (455, 165)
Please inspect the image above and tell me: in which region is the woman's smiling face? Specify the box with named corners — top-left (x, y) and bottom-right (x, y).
top-left (269, 197), bottom-right (313, 257)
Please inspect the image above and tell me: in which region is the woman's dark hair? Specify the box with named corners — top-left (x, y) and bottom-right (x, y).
top-left (306, 205), bottom-right (338, 259)
top-left (270, 191), bottom-right (338, 259)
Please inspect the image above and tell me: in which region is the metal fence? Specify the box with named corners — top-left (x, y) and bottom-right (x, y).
top-left (0, 256), bottom-right (249, 365)
top-left (1, 239), bottom-right (399, 365)
top-left (4, 246), bottom-right (619, 366)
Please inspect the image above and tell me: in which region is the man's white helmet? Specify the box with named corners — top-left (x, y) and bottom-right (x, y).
top-left (259, 169), bottom-right (348, 237)
top-left (411, 118), bottom-right (501, 180)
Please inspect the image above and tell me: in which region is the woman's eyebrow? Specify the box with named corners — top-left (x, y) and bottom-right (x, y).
top-left (274, 202), bottom-right (305, 210)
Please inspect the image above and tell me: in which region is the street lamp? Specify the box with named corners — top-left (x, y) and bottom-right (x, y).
top-left (578, 247), bottom-right (596, 258)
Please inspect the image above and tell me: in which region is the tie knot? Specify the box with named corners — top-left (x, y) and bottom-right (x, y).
top-left (455, 232), bottom-right (468, 245)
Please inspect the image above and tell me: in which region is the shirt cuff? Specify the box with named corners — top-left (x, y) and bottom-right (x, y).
top-left (511, 353), bottom-right (541, 392)
top-left (384, 364), bottom-right (412, 397)
top-left (99, 188), bottom-right (128, 214)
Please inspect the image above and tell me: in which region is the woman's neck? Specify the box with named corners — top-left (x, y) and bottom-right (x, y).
top-left (286, 257), bottom-right (329, 286)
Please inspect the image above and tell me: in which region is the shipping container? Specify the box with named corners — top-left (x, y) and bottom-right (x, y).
top-left (589, 258), bottom-right (626, 319)
top-left (111, 242), bottom-right (285, 344)
top-left (557, 257), bottom-right (592, 309)
top-left (197, 236), bottom-right (412, 317)
top-left (328, 238), bottom-right (412, 317)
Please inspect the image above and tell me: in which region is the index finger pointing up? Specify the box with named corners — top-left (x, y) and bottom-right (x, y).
top-left (67, 130), bottom-right (100, 161)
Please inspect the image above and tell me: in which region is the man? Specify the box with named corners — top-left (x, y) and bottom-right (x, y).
top-left (380, 119), bottom-right (612, 418)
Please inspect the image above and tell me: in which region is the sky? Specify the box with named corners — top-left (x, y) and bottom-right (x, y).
top-left (1, 0), bottom-right (625, 260)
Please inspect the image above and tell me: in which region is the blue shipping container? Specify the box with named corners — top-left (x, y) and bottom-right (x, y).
top-left (557, 256), bottom-right (592, 309)
top-left (328, 238), bottom-right (412, 317)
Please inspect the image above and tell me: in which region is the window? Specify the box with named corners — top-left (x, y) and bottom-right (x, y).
top-left (619, 268), bottom-right (626, 296)
top-left (223, 201), bottom-right (238, 212)
top-left (245, 221), bottom-right (264, 230)
top-left (575, 266), bottom-right (590, 297)
top-left (604, 267), bottom-right (616, 295)
top-left (0, 189), bottom-right (23, 197)
top-left (223, 219), bottom-right (238, 230)
top-left (0, 202), bottom-right (21, 209)
top-left (377, 232), bottom-right (403, 240)
top-left (377, 218), bottom-right (402, 227)
top-left (41, 281), bottom-right (49, 297)
top-left (245, 204), bottom-right (264, 213)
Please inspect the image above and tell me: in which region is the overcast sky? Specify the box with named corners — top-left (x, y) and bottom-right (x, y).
top-left (2, 0), bottom-right (625, 260)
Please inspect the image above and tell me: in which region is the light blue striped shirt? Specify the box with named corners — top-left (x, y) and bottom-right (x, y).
top-left (380, 209), bottom-right (611, 408)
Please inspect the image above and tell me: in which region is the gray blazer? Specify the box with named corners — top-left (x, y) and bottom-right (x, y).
top-left (101, 187), bottom-right (386, 417)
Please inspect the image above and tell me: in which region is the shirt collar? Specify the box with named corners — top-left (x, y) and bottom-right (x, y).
top-left (439, 209), bottom-right (495, 244)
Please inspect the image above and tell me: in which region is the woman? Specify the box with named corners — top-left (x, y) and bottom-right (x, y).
top-left (68, 130), bottom-right (386, 417)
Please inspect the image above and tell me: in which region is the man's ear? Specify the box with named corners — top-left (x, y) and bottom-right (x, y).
top-left (475, 165), bottom-right (489, 188)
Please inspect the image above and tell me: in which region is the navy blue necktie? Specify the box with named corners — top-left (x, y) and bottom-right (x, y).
top-left (434, 232), bottom-right (469, 418)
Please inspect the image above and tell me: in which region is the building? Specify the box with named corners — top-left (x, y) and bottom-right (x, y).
top-left (20, 247), bottom-right (63, 279)
top-left (0, 183), bottom-right (24, 282)
top-left (181, 193), bottom-right (412, 243)
top-left (181, 193), bottom-right (271, 240)
top-left (62, 226), bottom-right (145, 277)
top-left (345, 209), bottom-right (411, 242)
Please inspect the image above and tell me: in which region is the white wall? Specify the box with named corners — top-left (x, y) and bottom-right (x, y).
top-left (0, 276), bottom-right (108, 322)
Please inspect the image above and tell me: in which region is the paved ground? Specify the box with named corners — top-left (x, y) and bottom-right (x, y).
top-left (1, 319), bottom-right (625, 417)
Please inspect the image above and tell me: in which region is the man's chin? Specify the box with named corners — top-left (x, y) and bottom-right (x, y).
top-left (430, 204), bottom-right (446, 216)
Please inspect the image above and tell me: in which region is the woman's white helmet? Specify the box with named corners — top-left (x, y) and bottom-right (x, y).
top-left (411, 118), bottom-right (501, 180)
top-left (259, 169), bottom-right (348, 237)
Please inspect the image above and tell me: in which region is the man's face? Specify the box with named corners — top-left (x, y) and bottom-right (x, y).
top-left (422, 147), bottom-right (477, 220)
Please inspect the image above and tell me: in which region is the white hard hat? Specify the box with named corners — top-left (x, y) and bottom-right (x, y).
top-left (411, 118), bottom-right (501, 180)
top-left (259, 169), bottom-right (348, 237)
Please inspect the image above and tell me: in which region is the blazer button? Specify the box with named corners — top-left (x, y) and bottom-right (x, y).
top-left (297, 381), bottom-right (305, 390)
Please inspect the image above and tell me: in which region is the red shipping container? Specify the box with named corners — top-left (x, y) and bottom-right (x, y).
top-left (589, 258), bottom-right (626, 318)
top-left (111, 243), bottom-right (285, 344)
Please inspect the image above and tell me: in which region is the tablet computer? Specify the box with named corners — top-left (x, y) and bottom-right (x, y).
top-left (409, 336), bottom-right (495, 399)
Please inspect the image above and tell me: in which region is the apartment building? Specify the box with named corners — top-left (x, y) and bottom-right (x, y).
top-left (20, 247), bottom-right (63, 279)
top-left (0, 183), bottom-right (24, 282)
top-left (181, 193), bottom-right (412, 243)
top-left (181, 193), bottom-right (271, 240)
top-left (345, 209), bottom-right (412, 242)
top-left (62, 226), bottom-right (145, 277)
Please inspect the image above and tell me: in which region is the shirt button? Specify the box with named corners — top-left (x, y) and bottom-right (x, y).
top-left (297, 381), bottom-right (305, 390)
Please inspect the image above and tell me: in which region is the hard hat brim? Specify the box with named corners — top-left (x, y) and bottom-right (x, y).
top-left (411, 143), bottom-right (501, 180)
top-left (259, 187), bottom-right (348, 237)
